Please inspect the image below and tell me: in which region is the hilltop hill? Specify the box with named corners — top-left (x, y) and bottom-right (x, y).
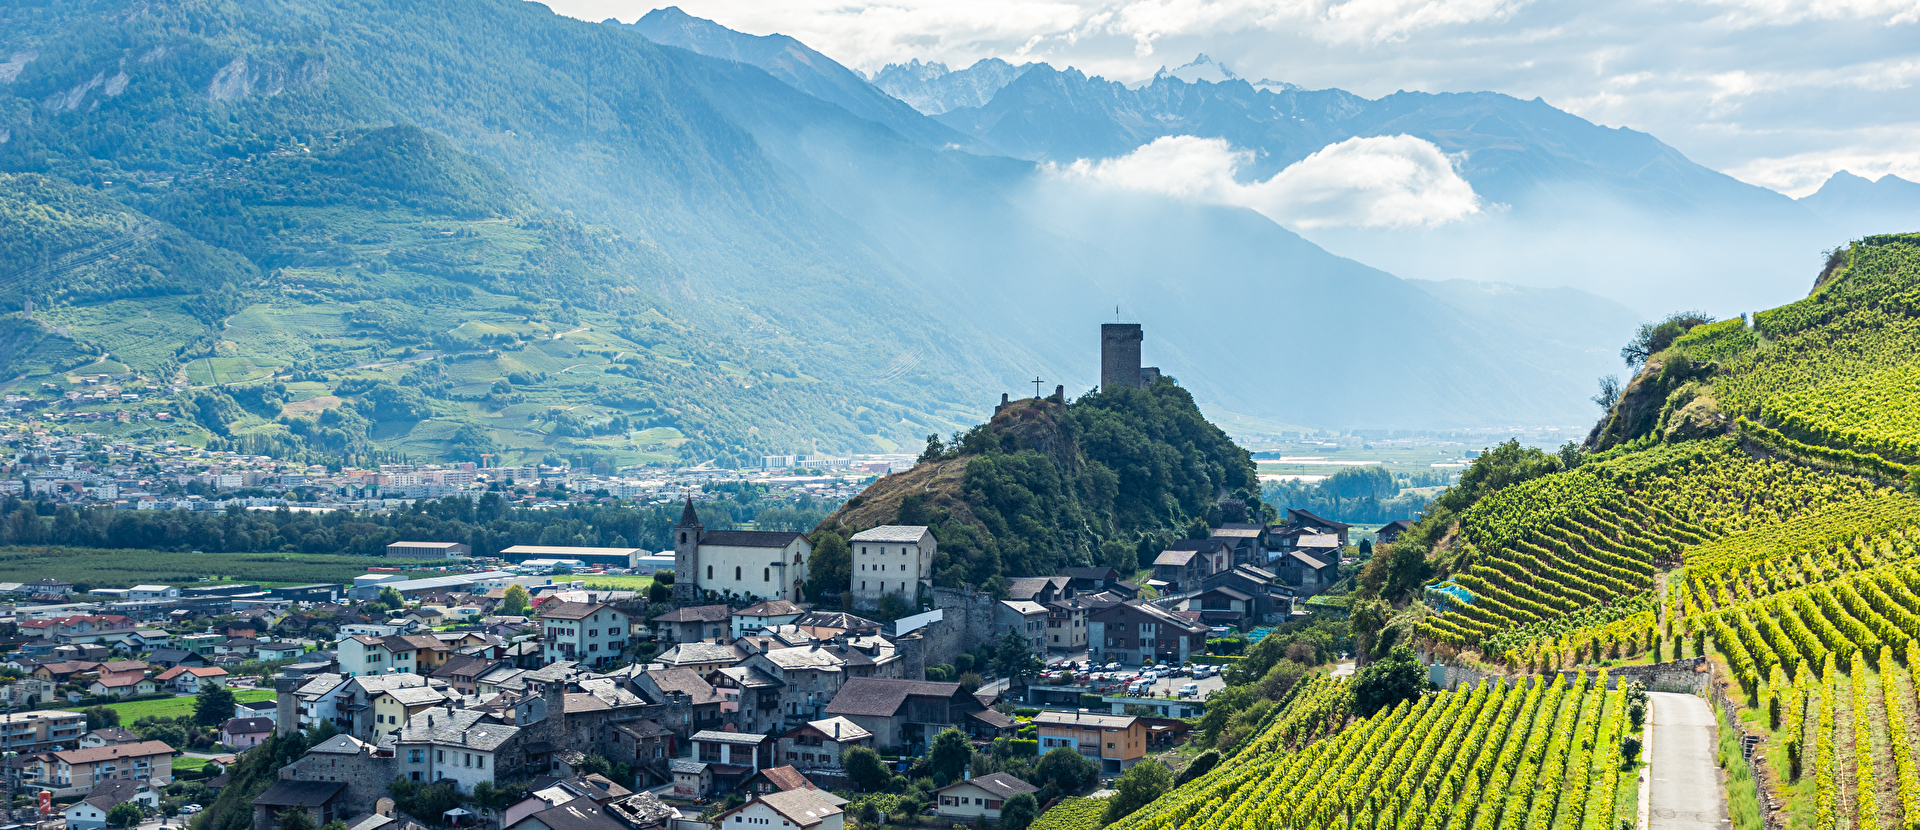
top-left (815, 379), bottom-right (1260, 587)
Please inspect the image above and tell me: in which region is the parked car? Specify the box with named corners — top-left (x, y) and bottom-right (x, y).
top-left (1179, 683), bottom-right (1199, 697)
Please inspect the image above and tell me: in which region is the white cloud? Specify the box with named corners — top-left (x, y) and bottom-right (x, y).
top-left (1050, 134), bottom-right (1483, 227)
top-left (1727, 140), bottom-right (1920, 195)
top-left (1695, 0), bottom-right (1920, 26)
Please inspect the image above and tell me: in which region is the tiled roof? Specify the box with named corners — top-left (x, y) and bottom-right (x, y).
top-left (946, 771), bottom-right (1038, 799)
top-left (848, 526), bottom-right (932, 543)
top-left (698, 530), bottom-right (804, 548)
top-left (651, 604), bottom-right (731, 623)
top-left (825, 678), bottom-right (963, 717)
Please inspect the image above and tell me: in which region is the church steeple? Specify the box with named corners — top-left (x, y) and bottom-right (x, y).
top-left (672, 497), bottom-right (703, 603)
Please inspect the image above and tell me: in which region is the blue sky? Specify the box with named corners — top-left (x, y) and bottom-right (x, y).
top-left (545, 0), bottom-right (1920, 196)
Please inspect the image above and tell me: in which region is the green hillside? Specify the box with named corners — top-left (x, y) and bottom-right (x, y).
top-left (1139, 233), bottom-right (1920, 830)
top-left (814, 380), bottom-right (1261, 593)
top-left (0, 0), bottom-right (1005, 464)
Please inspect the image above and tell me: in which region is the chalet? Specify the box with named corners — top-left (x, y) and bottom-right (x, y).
top-left (777, 716), bottom-right (873, 771)
top-left (823, 678), bottom-right (984, 752)
top-left (86, 671), bottom-right (158, 698)
top-left (1056, 566), bottom-right (1122, 594)
top-left (1377, 519), bottom-right (1415, 544)
top-left (710, 789), bottom-right (843, 830)
top-left (933, 772), bottom-right (1038, 821)
top-left (1004, 576), bottom-right (1072, 606)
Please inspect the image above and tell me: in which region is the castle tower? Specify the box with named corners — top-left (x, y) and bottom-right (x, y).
top-left (1101, 323), bottom-right (1143, 390)
top-left (672, 497), bottom-right (703, 603)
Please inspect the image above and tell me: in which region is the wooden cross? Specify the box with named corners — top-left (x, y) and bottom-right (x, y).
top-left (1033, 376), bottom-right (1044, 399)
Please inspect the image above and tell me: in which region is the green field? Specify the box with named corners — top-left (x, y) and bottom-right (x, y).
top-left (580, 575), bottom-right (654, 591)
top-left (107, 689), bottom-right (273, 722)
top-left (0, 548), bottom-right (377, 588)
top-left (172, 756), bottom-right (213, 773)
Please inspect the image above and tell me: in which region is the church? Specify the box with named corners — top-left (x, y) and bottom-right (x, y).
top-left (670, 499), bottom-right (812, 604)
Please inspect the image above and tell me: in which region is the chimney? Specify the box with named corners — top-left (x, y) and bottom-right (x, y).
top-left (833, 721), bottom-right (839, 739)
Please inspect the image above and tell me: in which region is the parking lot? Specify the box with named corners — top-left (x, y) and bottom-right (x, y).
top-left (1039, 659), bottom-right (1231, 702)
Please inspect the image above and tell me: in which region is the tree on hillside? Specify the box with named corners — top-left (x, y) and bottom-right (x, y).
top-left (1033, 747), bottom-right (1099, 799)
top-left (84, 705), bottom-right (119, 730)
top-left (928, 727), bottom-right (971, 785)
top-left (1000, 793), bottom-right (1039, 830)
top-left (1103, 760), bottom-right (1173, 824)
top-left (107, 803), bottom-right (143, 830)
top-left (805, 532), bottom-right (851, 604)
top-left (990, 629), bottom-right (1044, 682)
top-left (1352, 645), bottom-right (1429, 716)
top-left (842, 746), bottom-right (890, 792)
top-left (1593, 375), bottom-right (1621, 410)
top-left (501, 584), bottom-right (530, 616)
top-left (194, 681), bottom-right (238, 727)
top-left (376, 587), bottom-right (405, 610)
top-left (1621, 311), bottom-right (1714, 368)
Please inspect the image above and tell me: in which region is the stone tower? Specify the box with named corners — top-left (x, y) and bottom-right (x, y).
top-left (1101, 323), bottom-right (1143, 390)
top-left (672, 498), bottom-right (703, 603)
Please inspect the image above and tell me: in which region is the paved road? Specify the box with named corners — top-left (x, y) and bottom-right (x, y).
top-left (1647, 692), bottom-right (1721, 830)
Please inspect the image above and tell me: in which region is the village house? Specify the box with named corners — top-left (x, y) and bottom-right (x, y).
top-left (538, 602), bottom-right (630, 668)
top-left (775, 717), bottom-right (872, 771)
top-left (1034, 711), bottom-right (1146, 774)
top-left (649, 605), bottom-right (731, 643)
top-left (933, 772), bottom-right (1039, 821)
top-left (847, 525), bottom-right (935, 611)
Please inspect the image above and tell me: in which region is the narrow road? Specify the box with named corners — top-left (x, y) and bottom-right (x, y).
top-left (1647, 692), bottom-right (1721, 830)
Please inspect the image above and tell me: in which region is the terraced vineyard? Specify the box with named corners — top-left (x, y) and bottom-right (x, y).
top-left (1420, 437), bottom-right (1891, 652)
top-left (1679, 236), bottom-right (1920, 465)
top-left (1108, 673), bottom-right (1635, 830)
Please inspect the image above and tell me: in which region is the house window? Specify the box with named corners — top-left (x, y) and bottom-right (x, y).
top-left (736, 567), bottom-right (742, 580)
top-left (764, 568), bottom-right (770, 582)
top-left (708, 566), bottom-right (714, 579)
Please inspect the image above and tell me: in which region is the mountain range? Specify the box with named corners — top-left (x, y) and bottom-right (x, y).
top-left (2, 0), bottom-right (1856, 468)
top-left (869, 54), bottom-right (1920, 317)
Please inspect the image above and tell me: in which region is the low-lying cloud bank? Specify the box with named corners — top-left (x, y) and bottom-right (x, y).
top-left (1046, 134), bottom-right (1484, 229)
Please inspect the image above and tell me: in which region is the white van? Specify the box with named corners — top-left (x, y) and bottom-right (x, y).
top-left (1179, 682), bottom-right (1199, 697)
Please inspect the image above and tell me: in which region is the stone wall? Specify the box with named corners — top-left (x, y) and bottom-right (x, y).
top-left (1560, 657), bottom-right (1710, 694)
top-left (1428, 657), bottom-right (1710, 694)
top-left (279, 748), bottom-right (397, 819)
top-left (925, 588), bottom-right (996, 668)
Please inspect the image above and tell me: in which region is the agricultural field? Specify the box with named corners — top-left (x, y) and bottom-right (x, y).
top-left (1032, 797), bottom-right (1108, 830)
top-left (1109, 674), bottom-right (1636, 830)
top-left (107, 689), bottom-right (275, 722)
top-left (580, 575), bottom-right (654, 591)
top-left (0, 547), bottom-right (378, 587)
top-left (1419, 437), bottom-right (1898, 652)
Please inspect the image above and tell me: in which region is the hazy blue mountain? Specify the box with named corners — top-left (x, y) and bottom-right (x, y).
top-left (925, 61), bottom-right (1862, 315)
top-left (870, 58), bottom-right (1034, 116)
top-left (1798, 171), bottom-right (1920, 235)
top-left (609, 7), bottom-right (979, 151)
top-left (651, 44), bottom-right (1634, 428)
